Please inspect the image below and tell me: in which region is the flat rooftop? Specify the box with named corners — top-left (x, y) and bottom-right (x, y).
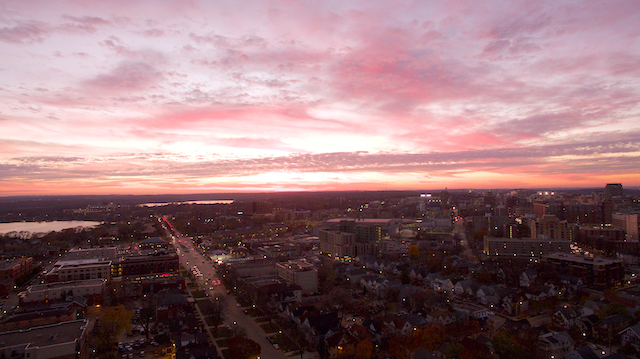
top-left (545, 252), bottom-right (622, 265)
top-left (28, 278), bottom-right (106, 291)
top-left (0, 319), bottom-right (87, 348)
top-left (54, 258), bottom-right (110, 266)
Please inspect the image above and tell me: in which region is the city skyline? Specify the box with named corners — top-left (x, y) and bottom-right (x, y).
top-left (1, 0), bottom-right (640, 196)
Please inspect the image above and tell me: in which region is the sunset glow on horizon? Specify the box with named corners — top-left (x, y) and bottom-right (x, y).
top-left (2, 1), bottom-right (640, 196)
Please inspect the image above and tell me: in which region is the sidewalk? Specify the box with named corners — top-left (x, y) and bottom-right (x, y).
top-left (186, 282), bottom-right (224, 359)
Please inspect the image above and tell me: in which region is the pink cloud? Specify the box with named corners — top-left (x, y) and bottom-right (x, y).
top-left (83, 61), bottom-right (162, 92)
top-left (0, 21), bottom-right (50, 43)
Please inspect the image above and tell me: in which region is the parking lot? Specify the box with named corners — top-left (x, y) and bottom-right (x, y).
top-left (117, 334), bottom-right (165, 359)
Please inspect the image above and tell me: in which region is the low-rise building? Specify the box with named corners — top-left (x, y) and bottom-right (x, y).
top-left (276, 259), bottom-right (318, 294)
top-left (256, 243), bottom-right (301, 258)
top-left (0, 308), bottom-right (78, 331)
top-left (115, 251), bottom-right (179, 277)
top-left (64, 247), bottom-right (117, 260)
top-left (19, 279), bottom-right (106, 306)
top-left (483, 236), bottom-right (570, 258)
top-left (0, 319), bottom-right (89, 359)
top-left (45, 258), bottom-right (111, 283)
top-left (543, 253), bottom-right (624, 290)
top-left (539, 331), bottom-right (575, 359)
top-left (0, 257), bottom-right (33, 281)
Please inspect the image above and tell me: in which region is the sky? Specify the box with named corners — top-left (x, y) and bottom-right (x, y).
top-left (1, 0), bottom-right (640, 196)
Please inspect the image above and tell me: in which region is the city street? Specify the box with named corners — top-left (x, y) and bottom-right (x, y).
top-left (172, 235), bottom-right (288, 359)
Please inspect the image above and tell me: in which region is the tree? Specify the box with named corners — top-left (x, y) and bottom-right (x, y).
top-left (415, 324), bottom-right (446, 351)
top-left (491, 330), bottom-right (518, 359)
top-left (408, 244), bottom-right (421, 257)
top-left (93, 306), bottom-right (133, 359)
top-left (228, 336), bottom-right (261, 359)
top-left (318, 339), bottom-right (329, 359)
top-left (318, 259), bottom-right (336, 293)
top-left (139, 294), bottom-right (155, 341)
top-left (387, 335), bottom-right (409, 359)
top-left (355, 339), bottom-right (374, 359)
top-left (207, 297), bottom-right (226, 335)
top-left (599, 302), bottom-right (631, 320)
top-left (445, 343), bottom-right (462, 359)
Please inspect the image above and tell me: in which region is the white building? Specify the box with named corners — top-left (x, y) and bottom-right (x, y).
top-left (276, 259), bottom-right (318, 294)
top-left (45, 258), bottom-right (111, 283)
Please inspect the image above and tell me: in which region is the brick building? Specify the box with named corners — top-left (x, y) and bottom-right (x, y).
top-left (542, 253), bottom-right (624, 290)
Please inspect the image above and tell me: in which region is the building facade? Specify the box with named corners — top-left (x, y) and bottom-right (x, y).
top-left (45, 258), bottom-right (111, 283)
top-left (531, 215), bottom-right (572, 241)
top-left (0, 319), bottom-right (89, 359)
top-left (19, 279), bottom-right (106, 306)
top-left (276, 259), bottom-right (318, 294)
top-left (483, 236), bottom-right (570, 258)
top-left (542, 252), bottom-right (624, 290)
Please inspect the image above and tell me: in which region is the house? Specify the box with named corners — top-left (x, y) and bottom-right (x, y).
top-left (344, 268), bottom-right (368, 285)
top-left (459, 337), bottom-right (493, 359)
top-left (433, 276), bottom-right (455, 294)
top-left (409, 267), bottom-right (430, 284)
top-left (558, 275), bottom-right (584, 290)
top-left (595, 314), bottom-right (629, 341)
top-left (477, 285), bottom-right (501, 306)
top-left (286, 304), bottom-right (317, 323)
top-left (620, 323), bottom-right (640, 350)
top-left (566, 346), bottom-right (600, 359)
top-left (520, 269), bottom-right (538, 287)
top-left (301, 311), bottom-right (340, 346)
top-left (154, 288), bottom-right (192, 321)
top-left (453, 279), bottom-right (477, 298)
top-left (382, 314), bottom-right (412, 336)
top-left (553, 306), bottom-right (584, 330)
top-left (402, 313), bottom-right (427, 329)
top-left (427, 309), bottom-right (456, 326)
top-left (539, 331), bottom-right (575, 359)
top-left (347, 323), bottom-right (373, 342)
top-left (452, 303), bottom-right (490, 321)
top-left (578, 314), bottom-right (602, 339)
top-left (361, 317), bottom-right (383, 343)
top-left (502, 291), bottom-right (528, 316)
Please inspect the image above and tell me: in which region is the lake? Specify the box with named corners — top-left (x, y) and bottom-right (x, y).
top-left (138, 200), bottom-right (234, 207)
top-left (0, 220), bottom-right (102, 235)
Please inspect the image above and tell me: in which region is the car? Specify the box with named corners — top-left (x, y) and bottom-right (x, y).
top-left (273, 344), bottom-right (280, 349)
top-left (140, 351), bottom-right (145, 357)
top-left (128, 354), bottom-right (134, 359)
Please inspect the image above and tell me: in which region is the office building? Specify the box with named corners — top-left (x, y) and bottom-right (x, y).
top-left (531, 215), bottom-right (572, 241)
top-left (483, 236), bottom-right (570, 258)
top-left (276, 259), bottom-right (318, 294)
top-left (543, 252), bottom-right (624, 289)
top-left (45, 258), bottom-right (111, 283)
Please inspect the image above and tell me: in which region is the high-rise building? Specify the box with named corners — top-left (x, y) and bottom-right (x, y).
top-left (605, 183), bottom-right (624, 200)
top-left (319, 230), bottom-right (356, 259)
top-left (612, 213), bottom-right (639, 241)
top-left (531, 215), bottom-right (572, 241)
